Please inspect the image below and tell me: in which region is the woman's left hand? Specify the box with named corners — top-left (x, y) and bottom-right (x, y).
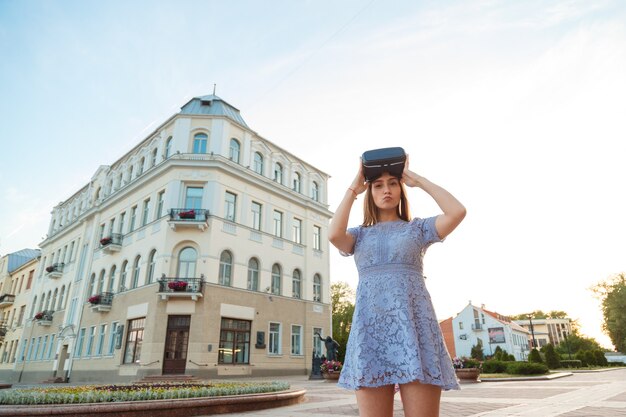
top-left (401, 155), bottom-right (422, 188)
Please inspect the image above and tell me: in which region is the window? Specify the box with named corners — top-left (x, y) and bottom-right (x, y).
top-left (292, 218), bottom-right (302, 244)
top-left (247, 258), bottom-right (259, 291)
top-left (313, 327), bottom-right (323, 357)
top-left (123, 317), bottom-right (145, 364)
top-left (218, 318), bottom-right (251, 364)
top-left (312, 181), bottom-right (319, 202)
top-left (291, 325), bottom-right (302, 355)
top-left (151, 148), bottom-right (158, 167)
top-left (253, 152), bottom-right (263, 175)
top-left (17, 305), bottom-right (25, 326)
top-left (178, 247), bottom-right (197, 277)
top-left (313, 226), bottom-right (321, 250)
top-left (120, 260), bottom-right (129, 291)
top-left (108, 218), bottom-right (115, 236)
top-left (313, 274), bottom-right (322, 302)
top-left (99, 224), bottom-right (105, 240)
top-left (96, 324), bottom-right (107, 356)
top-left (269, 322), bottom-right (281, 355)
top-left (141, 198), bottom-right (150, 227)
top-left (193, 133), bottom-right (208, 154)
top-left (147, 250), bottom-right (157, 284)
top-left (219, 250), bottom-right (233, 286)
top-left (156, 190), bottom-right (165, 219)
top-left (185, 187), bottom-right (203, 209)
top-left (229, 139), bottom-right (240, 163)
top-left (26, 270), bottom-right (33, 289)
top-left (138, 157), bottom-right (145, 176)
top-left (85, 326), bottom-right (96, 356)
top-left (274, 163), bottom-right (283, 184)
top-left (165, 136), bottom-right (172, 158)
top-left (129, 206), bottom-right (137, 232)
top-left (292, 269), bottom-right (301, 299)
top-left (108, 267), bottom-right (116, 293)
top-left (224, 192), bottom-right (236, 221)
top-left (251, 202), bottom-right (262, 231)
top-left (128, 166), bottom-right (133, 182)
top-left (108, 322), bottom-right (119, 355)
top-left (47, 334), bottom-right (55, 360)
top-left (271, 264), bottom-right (281, 295)
top-left (131, 256), bottom-right (141, 289)
top-left (273, 210), bottom-right (283, 238)
top-left (75, 328), bottom-right (86, 357)
top-left (88, 273), bottom-right (96, 296)
top-left (459, 322), bottom-right (464, 330)
top-left (97, 270), bottom-right (105, 293)
top-left (293, 172), bottom-right (301, 192)
top-left (119, 212), bottom-right (126, 234)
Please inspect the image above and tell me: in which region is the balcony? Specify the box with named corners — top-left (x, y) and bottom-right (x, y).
top-left (471, 323), bottom-right (483, 331)
top-left (100, 234), bottom-right (123, 254)
top-left (45, 263), bottom-right (64, 279)
top-left (168, 208), bottom-right (209, 231)
top-left (34, 310), bottom-right (54, 326)
top-left (157, 276), bottom-right (204, 301)
top-left (0, 294), bottom-right (15, 308)
top-left (0, 321), bottom-right (6, 340)
top-left (88, 292), bottom-right (114, 313)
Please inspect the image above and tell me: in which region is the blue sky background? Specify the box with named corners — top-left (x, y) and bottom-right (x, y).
top-left (2, 0), bottom-right (625, 348)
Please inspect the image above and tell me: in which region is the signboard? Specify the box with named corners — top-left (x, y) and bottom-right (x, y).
top-left (488, 327), bottom-right (505, 343)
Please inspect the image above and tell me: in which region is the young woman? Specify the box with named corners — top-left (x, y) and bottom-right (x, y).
top-left (329, 157), bottom-right (466, 417)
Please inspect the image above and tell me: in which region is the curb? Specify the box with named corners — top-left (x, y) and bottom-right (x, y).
top-left (481, 372), bottom-right (573, 382)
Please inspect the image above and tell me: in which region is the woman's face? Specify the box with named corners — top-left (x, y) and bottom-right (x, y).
top-left (370, 173), bottom-right (401, 211)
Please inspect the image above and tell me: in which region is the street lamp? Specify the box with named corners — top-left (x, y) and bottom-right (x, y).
top-left (563, 331), bottom-right (572, 360)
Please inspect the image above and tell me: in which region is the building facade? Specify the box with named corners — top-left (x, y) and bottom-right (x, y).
top-left (0, 249), bottom-right (40, 381)
top-left (513, 318), bottom-right (573, 348)
top-left (12, 95), bottom-right (333, 383)
top-left (447, 302), bottom-right (531, 361)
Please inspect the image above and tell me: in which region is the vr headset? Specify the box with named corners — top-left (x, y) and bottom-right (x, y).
top-left (361, 147), bottom-right (406, 182)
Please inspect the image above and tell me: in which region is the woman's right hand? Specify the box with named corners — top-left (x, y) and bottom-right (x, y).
top-left (350, 161), bottom-right (367, 195)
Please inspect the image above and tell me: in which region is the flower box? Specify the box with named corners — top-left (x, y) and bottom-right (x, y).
top-left (453, 356), bottom-right (482, 383)
top-left (320, 359), bottom-right (342, 381)
top-left (34, 312), bottom-right (45, 320)
top-left (88, 295), bottom-right (101, 304)
top-left (100, 237), bottom-right (112, 246)
top-left (168, 281), bottom-right (188, 291)
top-left (179, 210), bottom-right (196, 219)
top-left (45, 266), bottom-right (55, 273)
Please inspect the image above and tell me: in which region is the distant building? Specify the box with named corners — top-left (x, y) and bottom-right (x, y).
top-left (0, 249), bottom-right (40, 380)
top-left (9, 94), bottom-right (332, 383)
top-left (444, 302), bottom-right (531, 361)
top-left (513, 318), bottom-right (573, 348)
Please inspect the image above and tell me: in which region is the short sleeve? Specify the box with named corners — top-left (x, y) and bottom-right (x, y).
top-left (413, 216), bottom-right (442, 247)
top-left (339, 226), bottom-right (361, 257)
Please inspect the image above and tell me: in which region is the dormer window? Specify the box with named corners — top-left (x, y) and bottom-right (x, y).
top-left (229, 139), bottom-right (240, 163)
top-left (293, 172), bottom-right (301, 193)
top-left (193, 133), bottom-right (208, 154)
top-left (274, 163), bottom-right (283, 184)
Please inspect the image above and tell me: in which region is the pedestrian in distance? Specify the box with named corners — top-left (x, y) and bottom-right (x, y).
top-left (329, 149), bottom-right (466, 417)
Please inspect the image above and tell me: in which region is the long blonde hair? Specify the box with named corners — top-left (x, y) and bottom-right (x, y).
top-left (362, 180), bottom-right (411, 226)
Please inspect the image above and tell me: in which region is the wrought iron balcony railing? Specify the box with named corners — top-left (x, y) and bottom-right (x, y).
top-left (168, 209), bottom-right (210, 231)
top-left (88, 292), bottom-right (114, 306)
top-left (157, 277), bottom-right (204, 301)
top-left (45, 263), bottom-right (64, 278)
top-left (100, 233), bottom-right (123, 248)
top-left (34, 310), bottom-right (54, 322)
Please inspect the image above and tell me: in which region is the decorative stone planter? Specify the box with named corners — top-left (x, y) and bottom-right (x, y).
top-left (455, 368), bottom-right (481, 383)
top-left (322, 372), bottom-right (340, 381)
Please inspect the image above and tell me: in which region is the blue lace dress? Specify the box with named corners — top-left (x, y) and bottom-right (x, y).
top-left (338, 217), bottom-right (460, 391)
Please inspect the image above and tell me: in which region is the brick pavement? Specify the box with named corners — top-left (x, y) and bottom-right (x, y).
top-left (216, 368), bottom-right (626, 416)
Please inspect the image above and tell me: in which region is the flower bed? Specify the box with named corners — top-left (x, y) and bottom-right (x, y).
top-left (0, 381), bottom-right (290, 405)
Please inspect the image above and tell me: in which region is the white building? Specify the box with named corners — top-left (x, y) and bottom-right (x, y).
top-left (11, 94), bottom-right (333, 383)
top-left (449, 302), bottom-right (531, 361)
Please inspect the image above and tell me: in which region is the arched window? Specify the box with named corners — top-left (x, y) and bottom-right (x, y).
top-left (178, 247), bottom-right (197, 277)
top-left (118, 173), bottom-right (123, 189)
top-left (165, 136), bottom-right (172, 158)
top-left (313, 274), bottom-right (322, 302)
top-left (31, 296), bottom-right (38, 317)
top-left (292, 269), bottom-right (301, 299)
top-left (312, 181), bottom-right (319, 202)
top-left (151, 148), bottom-right (158, 167)
top-left (293, 172), bottom-right (301, 193)
top-left (120, 260), bottom-right (129, 291)
top-left (109, 179), bottom-right (114, 194)
top-left (247, 258), bottom-right (259, 291)
top-left (94, 187), bottom-right (101, 202)
top-left (274, 163), bottom-right (283, 184)
top-left (219, 250), bottom-right (233, 286)
top-left (131, 256), bottom-right (141, 289)
top-left (51, 288), bottom-right (58, 310)
top-left (253, 152), bottom-right (264, 175)
top-left (138, 157), bottom-right (145, 176)
top-left (147, 250), bottom-right (157, 284)
top-left (128, 165), bottom-right (134, 182)
top-left (98, 269), bottom-right (106, 293)
top-left (229, 139), bottom-right (240, 163)
top-left (193, 133), bottom-right (208, 154)
top-left (38, 293), bottom-right (45, 312)
top-left (58, 286), bottom-right (66, 310)
top-left (271, 264), bottom-right (281, 295)
top-left (88, 274), bottom-right (96, 297)
top-left (108, 265), bottom-right (117, 293)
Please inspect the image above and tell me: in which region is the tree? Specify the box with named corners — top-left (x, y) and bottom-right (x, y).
top-left (330, 281), bottom-right (356, 363)
top-left (528, 348), bottom-right (543, 364)
top-left (471, 343), bottom-right (484, 360)
top-left (546, 310), bottom-right (569, 319)
top-left (592, 273), bottom-right (626, 352)
top-left (543, 344), bottom-right (561, 369)
top-left (555, 329), bottom-right (602, 355)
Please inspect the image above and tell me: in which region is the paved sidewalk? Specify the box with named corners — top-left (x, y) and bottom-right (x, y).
top-left (217, 369), bottom-right (626, 416)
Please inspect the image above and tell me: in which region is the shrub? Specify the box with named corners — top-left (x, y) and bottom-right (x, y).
top-left (482, 360), bottom-right (508, 373)
top-left (560, 359), bottom-right (582, 368)
top-left (575, 350), bottom-right (587, 366)
top-left (584, 350), bottom-right (597, 366)
top-left (543, 344), bottom-right (561, 369)
top-left (594, 350), bottom-right (608, 366)
top-left (528, 348), bottom-right (543, 363)
top-left (506, 362), bottom-right (549, 375)
top-left (608, 361), bottom-right (625, 367)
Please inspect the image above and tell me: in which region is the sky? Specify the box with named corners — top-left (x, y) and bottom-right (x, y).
top-left (1, 0), bottom-right (625, 349)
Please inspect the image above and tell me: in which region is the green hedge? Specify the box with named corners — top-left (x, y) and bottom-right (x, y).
top-left (506, 362), bottom-right (549, 375)
top-left (559, 359), bottom-right (582, 368)
top-left (482, 360), bottom-right (508, 373)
